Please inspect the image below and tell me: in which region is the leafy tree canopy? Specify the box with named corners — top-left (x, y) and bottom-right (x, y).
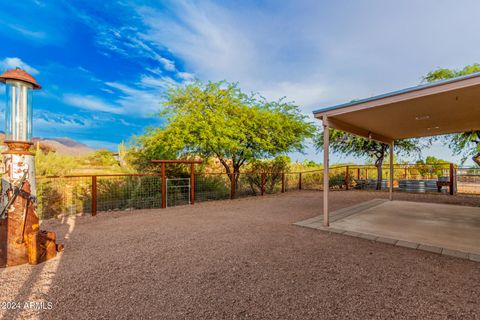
top-left (132, 81), bottom-right (315, 178)
top-left (423, 64), bottom-right (480, 166)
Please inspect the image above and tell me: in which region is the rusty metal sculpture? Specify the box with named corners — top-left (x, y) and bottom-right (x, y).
top-left (0, 68), bottom-right (62, 268)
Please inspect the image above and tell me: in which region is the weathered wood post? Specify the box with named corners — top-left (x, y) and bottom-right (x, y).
top-left (261, 173), bottom-right (265, 196)
top-left (161, 163), bottom-right (166, 208)
top-left (345, 166), bottom-right (349, 190)
top-left (299, 173), bottom-right (302, 190)
top-left (281, 173), bottom-right (285, 193)
top-left (190, 163), bottom-right (195, 205)
top-left (91, 176), bottom-right (97, 216)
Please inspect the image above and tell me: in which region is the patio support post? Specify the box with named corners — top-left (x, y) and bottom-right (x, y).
top-left (449, 163), bottom-right (454, 195)
top-left (323, 116), bottom-right (330, 227)
top-left (389, 141), bottom-right (394, 201)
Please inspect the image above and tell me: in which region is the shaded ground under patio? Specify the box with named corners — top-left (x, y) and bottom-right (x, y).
top-left (296, 199), bottom-right (480, 260)
top-left (1, 191), bottom-right (480, 319)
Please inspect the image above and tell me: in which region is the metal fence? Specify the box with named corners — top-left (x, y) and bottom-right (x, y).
top-left (36, 163), bottom-right (480, 219)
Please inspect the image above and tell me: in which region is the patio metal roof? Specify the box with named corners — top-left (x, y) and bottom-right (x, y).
top-left (313, 72), bottom-right (480, 143)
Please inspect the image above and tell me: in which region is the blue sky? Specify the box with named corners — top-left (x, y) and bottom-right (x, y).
top-left (0, 0), bottom-right (479, 165)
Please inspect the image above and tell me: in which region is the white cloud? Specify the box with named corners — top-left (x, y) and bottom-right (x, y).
top-left (7, 24), bottom-right (47, 40)
top-left (63, 94), bottom-right (124, 114)
top-left (0, 57), bottom-right (39, 75)
top-left (104, 81), bottom-right (163, 116)
top-left (177, 72), bottom-right (195, 81)
top-left (33, 109), bottom-right (93, 129)
top-left (71, 8), bottom-right (177, 73)
top-left (136, 0), bottom-right (480, 111)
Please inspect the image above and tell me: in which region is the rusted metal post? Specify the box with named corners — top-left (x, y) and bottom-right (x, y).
top-left (449, 163), bottom-right (454, 195)
top-left (161, 163), bottom-right (166, 208)
top-left (230, 173), bottom-right (236, 199)
top-left (323, 116), bottom-right (329, 227)
top-left (357, 168), bottom-right (360, 180)
top-left (281, 173), bottom-right (285, 193)
top-left (91, 176), bottom-right (97, 216)
top-left (345, 166), bottom-right (349, 190)
top-left (190, 163), bottom-right (195, 205)
top-left (299, 173), bottom-right (302, 190)
top-left (261, 173), bottom-right (265, 196)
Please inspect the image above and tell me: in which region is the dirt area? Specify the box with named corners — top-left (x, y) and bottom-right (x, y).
top-left (1, 191), bottom-right (480, 319)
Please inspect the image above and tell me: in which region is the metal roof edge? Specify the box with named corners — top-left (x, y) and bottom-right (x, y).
top-left (312, 71), bottom-right (480, 115)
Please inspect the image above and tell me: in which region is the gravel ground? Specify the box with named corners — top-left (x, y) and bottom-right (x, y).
top-left (1, 191), bottom-right (480, 320)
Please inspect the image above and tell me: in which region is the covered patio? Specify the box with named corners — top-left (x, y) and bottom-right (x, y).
top-left (309, 72), bottom-right (480, 260)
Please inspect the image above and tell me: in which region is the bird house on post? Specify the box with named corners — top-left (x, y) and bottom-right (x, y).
top-left (0, 68), bottom-right (61, 268)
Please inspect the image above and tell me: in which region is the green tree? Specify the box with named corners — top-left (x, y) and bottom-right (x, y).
top-left (316, 130), bottom-right (422, 190)
top-left (415, 156), bottom-right (450, 178)
top-left (86, 149), bottom-right (119, 167)
top-left (134, 81), bottom-right (315, 182)
top-left (423, 64), bottom-right (480, 166)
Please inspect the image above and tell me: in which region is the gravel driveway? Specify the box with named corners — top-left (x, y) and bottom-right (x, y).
top-left (1, 191), bottom-right (479, 319)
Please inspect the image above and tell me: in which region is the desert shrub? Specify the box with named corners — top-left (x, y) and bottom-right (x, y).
top-left (194, 175), bottom-right (230, 201)
top-left (245, 156), bottom-right (290, 194)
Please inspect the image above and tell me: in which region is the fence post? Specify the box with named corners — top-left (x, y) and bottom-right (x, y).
top-left (357, 168), bottom-right (360, 180)
top-left (91, 176), bottom-right (97, 216)
top-left (281, 173), bottom-right (285, 193)
top-left (345, 166), bottom-right (349, 190)
top-left (161, 163), bottom-right (166, 208)
top-left (299, 173), bottom-right (302, 190)
top-left (261, 173), bottom-right (265, 196)
top-left (404, 167), bottom-right (408, 179)
top-left (190, 163), bottom-right (195, 205)
top-left (449, 163), bottom-right (454, 195)
top-left (365, 168), bottom-right (368, 180)
top-left (230, 173), bottom-right (236, 199)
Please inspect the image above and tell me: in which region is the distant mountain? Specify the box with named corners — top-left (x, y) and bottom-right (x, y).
top-left (34, 137), bottom-right (94, 156)
top-left (0, 132), bottom-right (95, 156)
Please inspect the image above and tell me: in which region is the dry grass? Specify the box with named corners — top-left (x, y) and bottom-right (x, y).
top-left (1, 191), bottom-right (479, 319)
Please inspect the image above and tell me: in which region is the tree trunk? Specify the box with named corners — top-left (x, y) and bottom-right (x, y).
top-left (375, 162), bottom-right (383, 190)
top-left (473, 152), bottom-right (480, 166)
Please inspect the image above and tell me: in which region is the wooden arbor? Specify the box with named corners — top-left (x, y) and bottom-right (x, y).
top-left (150, 160), bottom-right (202, 208)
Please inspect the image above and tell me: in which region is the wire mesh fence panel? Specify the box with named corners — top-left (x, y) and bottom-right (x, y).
top-left (285, 173), bottom-right (300, 191)
top-left (37, 177), bottom-right (92, 219)
top-left (456, 167), bottom-right (480, 195)
top-left (236, 173), bottom-right (261, 198)
top-left (166, 178), bottom-right (190, 207)
top-left (263, 173), bottom-right (283, 194)
top-left (194, 174), bottom-right (231, 202)
top-left (301, 171), bottom-right (323, 190)
top-left (96, 175), bottom-right (163, 211)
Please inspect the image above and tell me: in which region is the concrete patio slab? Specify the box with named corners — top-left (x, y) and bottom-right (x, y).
top-left (295, 199), bottom-right (480, 261)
